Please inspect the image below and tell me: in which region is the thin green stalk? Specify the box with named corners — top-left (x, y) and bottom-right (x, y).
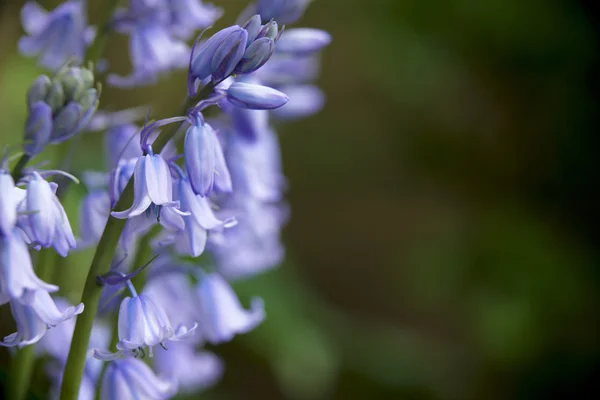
top-left (10, 154), bottom-right (31, 182)
top-left (59, 84), bottom-right (214, 400)
top-left (8, 249), bottom-right (56, 400)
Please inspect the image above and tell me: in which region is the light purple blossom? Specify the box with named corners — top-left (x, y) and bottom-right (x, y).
top-left (111, 151), bottom-right (184, 219)
top-left (0, 172), bottom-right (20, 237)
top-left (0, 291), bottom-right (83, 348)
top-left (184, 116), bottom-right (231, 197)
top-left (1, 228), bottom-right (58, 304)
top-left (93, 285), bottom-right (197, 360)
top-left (19, 1), bottom-right (94, 70)
top-left (194, 273), bottom-right (265, 344)
top-left (226, 82), bottom-right (289, 110)
top-left (154, 343), bottom-right (223, 393)
top-left (100, 357), bottom-right (177, 400)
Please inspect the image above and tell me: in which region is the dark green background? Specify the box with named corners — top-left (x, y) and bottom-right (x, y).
top-left (1, 0), bottom-right (599, 399)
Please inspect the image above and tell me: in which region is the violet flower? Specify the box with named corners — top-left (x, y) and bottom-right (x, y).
top-left (100, 357), bottom-right (177, 400)
top-left (19, 1), bottom-right (94, 70)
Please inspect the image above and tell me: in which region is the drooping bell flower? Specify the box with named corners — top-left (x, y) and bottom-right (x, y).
top-left (0, 290), bottom-right (83, 348)
top-left (0, 228), bottom-right (58, 304)
top-left (183, 114), bottom-right (231, 196)
top-left (100, 357), bottom-right (177, 400)
top-left (93, 280), bottom-right (197, 360)
top-left (194, 272), bottom-right (265, 344)
top-left (18, 1), bottom-right (95, 70)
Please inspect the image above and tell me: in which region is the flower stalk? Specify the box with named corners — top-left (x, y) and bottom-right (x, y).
top-left (59, 84), bottom-right (214, 400)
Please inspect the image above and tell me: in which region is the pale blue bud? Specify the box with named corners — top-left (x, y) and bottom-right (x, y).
top-left (45, 80), bottom-right (65, 114)
top-left (234, 37), bottom-right (275, 74)
top-left (226, 82), bottom-right (288, 110)
top-left (191, 26), bottom-right (239, 81)
top-left (210, 27), bottom-right (248, 82)
top-left (242, 14), bottom-right (263, 45)
top-left (256, 20), bottom-right (279, 41)
top-left (26, 75), bottom-right (52, 108)
top-left (24, 101), bottom-right (52, 156)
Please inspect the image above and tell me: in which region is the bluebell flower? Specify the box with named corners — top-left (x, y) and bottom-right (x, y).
top-left (275, 28), bottom-right (332, 55)
top-left (234, 37), bottom-right (276, 74)
top-left (23, 172), bottom-right (57, 246)
top-left (108, 0), bottom-right (189, 87)
top-left (100, 357), bottom-right (177, 400)
top-left (0, 290), bottom-right (83, 348)
top-left (190, 16), bottom-right (279, 85)
top-left (154, 343), bottom-right (223, 393)
top-left (108, 23), bottom-right (189, 87)
top-left (209, 27), bottom-right (248, 83)
top-left (19, 1), bottom-right (95, 70)
top-left (20, 172), bottom-right (77, 256)
top-left (24, 66), bottom-right (99, 155)
top-left (111, 150), bottom-right (184, 219)
top-left (169, 0), bottom-right (222, 40)
top-left (172, 176), bottom-right (235, 257)
top-left (0, 171), bottom-right (20, 237)
top-left (93, 284), bottom-right (197, 360)
top-left (226, 82), bottom-right (289, 110)
top-left (191, 26), bottom-right (240, 82)
top-left (24, 101), bottom-right (53, 156)
top-left (256, 0), bottom-right (310, 25)
top-left (0, 228), bottom-right (58, 304)
top-left (194, 273), bottom-right (265, 344)
top-left (184, 116), bottom-right (231, 196)
top-left (143, 269), bottom-right (199, 332)
top-left (271, 84), bottom-right (325, 120)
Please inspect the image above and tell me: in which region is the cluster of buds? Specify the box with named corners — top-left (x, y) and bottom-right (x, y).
top-left (191, 15), bottom-right (282, 84)
top-left (24, 64), bottom-right (99, 156)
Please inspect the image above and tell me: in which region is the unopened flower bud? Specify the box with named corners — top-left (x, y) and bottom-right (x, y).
top-left (26, 75), bottom-right (52, 108)
top-left (226, 82), bottom-right (288, 110)
top-left (24, 101), bottom-right (52, 156)
top-left (210, 27), bottom-right (248, 82)
top-left (191, 26), bottom-right (239, 81)
top-left (235, 38), bottom-right (275, 75)
top-left (45, 81), bottom-right (65, 114)
top-left (22, 66), bottom-right (99, 152)
top-left (58, 67), bottom-right (93, 100)
top-left (242, 14), bottom-right (263, 45)
top-left (256, 21), bottom-right (279, 41)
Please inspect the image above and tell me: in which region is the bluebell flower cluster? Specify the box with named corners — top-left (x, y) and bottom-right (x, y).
top-left (1, 165), bottom-right (83, 348)
top-left (3, 0), bottom-right (330, 398)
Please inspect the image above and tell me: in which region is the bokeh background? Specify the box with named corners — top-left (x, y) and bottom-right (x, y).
top-left (1, 0), bottom-right (599, 399)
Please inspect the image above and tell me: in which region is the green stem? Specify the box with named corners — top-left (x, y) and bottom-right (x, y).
top-left (8, 249), bottom-right (56, 400)
top-left (10, 154), bottom-right (31, 182)
top-left (59, 84), bottom-right (214, 400)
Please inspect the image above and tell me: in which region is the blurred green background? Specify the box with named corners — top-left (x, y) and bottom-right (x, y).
top-left (1, 0), bottom-right (599, 399)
